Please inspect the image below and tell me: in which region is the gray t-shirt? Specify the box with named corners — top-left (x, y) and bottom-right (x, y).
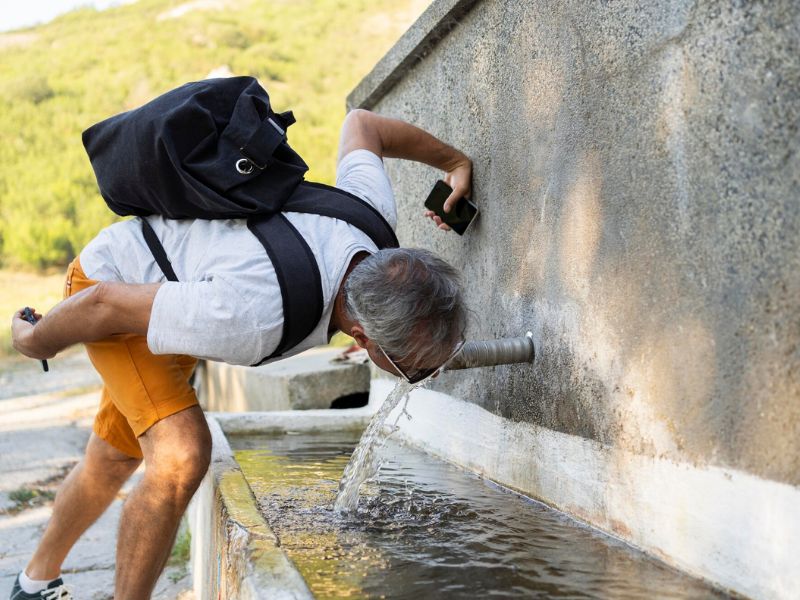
top-left (79, 149), bottom-right (396, 366)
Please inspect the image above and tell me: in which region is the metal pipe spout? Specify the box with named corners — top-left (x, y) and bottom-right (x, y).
top-left (446, 332), bottom-right (535, 370)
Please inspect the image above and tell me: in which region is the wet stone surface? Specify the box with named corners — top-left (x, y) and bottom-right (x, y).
top-left (233, 432), bottom-right (731, 599)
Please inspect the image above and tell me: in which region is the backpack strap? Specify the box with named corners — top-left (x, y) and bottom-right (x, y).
top-left (248, 182), bottom-right (398, 364)
top-left (247, 214), bottom-right (323, 361)
top-left (141, 218), bottom-right (179, 282)
top-left (280, 181), bottom-right (399, 249)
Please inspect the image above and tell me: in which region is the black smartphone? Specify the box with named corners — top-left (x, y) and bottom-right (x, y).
top-left (424, 180), bottom-right (478, 235)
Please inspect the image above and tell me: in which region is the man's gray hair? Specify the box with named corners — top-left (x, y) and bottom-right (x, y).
top-left (344, 248), bottom-right (467, 364)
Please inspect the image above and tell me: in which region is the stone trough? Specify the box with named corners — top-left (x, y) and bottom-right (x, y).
top-left (188, 347), bottom-right (374, 599)
top-left (187, 376), bottom-right (751, 600)
top-left (188, 409), bottom-right (373, 600)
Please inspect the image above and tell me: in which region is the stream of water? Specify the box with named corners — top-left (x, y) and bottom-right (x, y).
top-left (333, 380), bottom-right (414, 512)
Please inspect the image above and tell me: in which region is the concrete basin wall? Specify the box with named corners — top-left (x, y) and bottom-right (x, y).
top-left (188, 409), bottom-right (375, 599)
top-left (188, 417), bottom-right (314, 600)
top-left (199, 348), bottom-right (369, 412)
top-left (350, 1), bottom-right (800, 598)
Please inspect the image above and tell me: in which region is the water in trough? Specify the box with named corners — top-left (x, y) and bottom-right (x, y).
top-left (233, 389), bottom-right (729, 599)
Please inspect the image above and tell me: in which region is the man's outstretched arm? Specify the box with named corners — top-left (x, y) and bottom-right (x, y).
top-left (12, 282), bottom-right (161, 360)
top-left (338, 109), bottom-right (472, 227)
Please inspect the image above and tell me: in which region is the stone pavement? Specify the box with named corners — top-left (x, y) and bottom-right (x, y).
top-left (0, 350), bottom-right (193, 599)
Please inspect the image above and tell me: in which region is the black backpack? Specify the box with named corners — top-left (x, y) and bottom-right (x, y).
top-left (83, 76), bottom-right (398, 364)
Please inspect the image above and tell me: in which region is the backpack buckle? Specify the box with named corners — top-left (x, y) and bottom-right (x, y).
top-left (235, 158), bottom-right (256, 175)
top-left (238, 117), bottom-right (286, 174)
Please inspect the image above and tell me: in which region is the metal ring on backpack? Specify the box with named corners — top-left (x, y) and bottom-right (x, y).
top-left (236, 158), bottom-right (255, 175)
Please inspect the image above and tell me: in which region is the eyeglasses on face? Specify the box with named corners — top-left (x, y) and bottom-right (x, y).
top-left (377, 339), bottom-right (465, 385)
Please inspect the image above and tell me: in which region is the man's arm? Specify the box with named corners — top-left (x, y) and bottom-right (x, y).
top-left (11, 281), bottom-right (161, 359)
top-left (338, 109), bottom-right (472, 229)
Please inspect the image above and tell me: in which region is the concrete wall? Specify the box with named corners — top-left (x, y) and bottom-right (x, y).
top-left (350, 0), bottom-right (800, 487)
top-left (350, 1), bottom-right (799, 596)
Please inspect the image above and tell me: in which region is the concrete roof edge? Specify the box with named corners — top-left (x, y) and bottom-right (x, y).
top-left (346, 0), bottom-right (481, 110)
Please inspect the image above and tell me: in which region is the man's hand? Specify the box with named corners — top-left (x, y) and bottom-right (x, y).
top-left (424, 157), bottom-right (473, 232)
top-left (10, 282), bottom-right (160, 360)
top-left (11, 307), bottom-right (50, 359)
top-left (338, 110), bottom-right (473, 233)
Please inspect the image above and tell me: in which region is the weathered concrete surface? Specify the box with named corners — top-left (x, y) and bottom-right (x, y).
top-left (188, 417), bottom-right (312, 600)
top-left (349, 0), bottom-right (481, 111)
top-left (0, 473), bottom-right (193, 600)
top-left (0, 392), bottom-right (94, 512)
top-left (0, 355), bottom-right (191, 599)
top-left (200, 348), bottom-right (369, 412)
top-left (352, 0), bottom-right (800, 486)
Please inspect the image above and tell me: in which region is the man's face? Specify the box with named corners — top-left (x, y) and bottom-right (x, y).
top-left (363, 338), bottom-right (405, 378)
top-left (350, 324), bottom-right (460, 383)
top-left (368, 337), bottom-right (460, 384)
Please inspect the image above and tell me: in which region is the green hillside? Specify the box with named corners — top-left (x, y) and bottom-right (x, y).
top-left (0, 0), bottom-right (426, 270)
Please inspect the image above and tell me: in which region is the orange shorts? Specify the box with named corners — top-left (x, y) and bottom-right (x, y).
top-left (65, 257), bottom-right (198, 459)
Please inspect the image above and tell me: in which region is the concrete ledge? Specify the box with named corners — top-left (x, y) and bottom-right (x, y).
top-left (213, 407), bottom-right (375, 436)
top-left (188, 417), bottom-right (313, 600)
top-left (188, 407), bottom-right (379, 599)
top-left (347, 0), bottom-right (478, 110)
top-left (200, 347), bottom-right (369, 412)
top-left (371, 379), bottom-right (799, 600)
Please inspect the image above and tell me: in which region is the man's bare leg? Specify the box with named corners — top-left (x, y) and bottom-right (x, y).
top-left (25, 434), bottom-right (142, 579)
top-left (114, 406), bottom-right (211, 599)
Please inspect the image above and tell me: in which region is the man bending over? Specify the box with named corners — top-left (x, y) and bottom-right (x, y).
top-left (10, 108), bottom-right (471, 599)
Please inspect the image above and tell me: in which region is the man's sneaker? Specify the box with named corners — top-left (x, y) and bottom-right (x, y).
top-left (9, 575), bottom-right (71, 600)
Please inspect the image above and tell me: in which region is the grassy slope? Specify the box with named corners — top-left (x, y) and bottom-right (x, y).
top-left (0, 0), bottom-right (427, 355)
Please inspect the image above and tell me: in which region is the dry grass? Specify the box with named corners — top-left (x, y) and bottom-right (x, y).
top-left (0, 269), bottom-right (66, 356)
top-left (0, 32), bottom-right (38, 50)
